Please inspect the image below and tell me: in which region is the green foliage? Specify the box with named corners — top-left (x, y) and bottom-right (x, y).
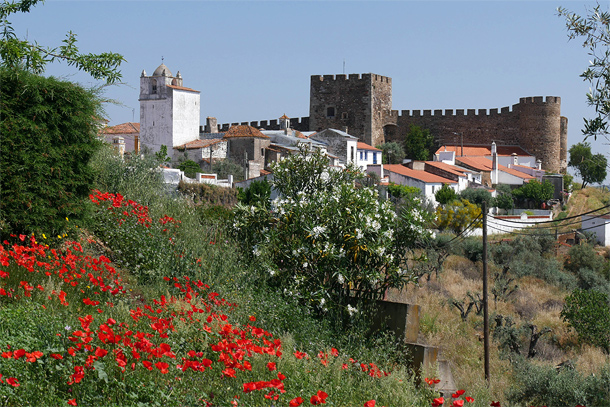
top-left (212, 158), bottom-right (245, 182)
top-left (154, 144), bottom-right (171, 165)
top-left (404, 125), bottom-right (435, 161)
top-left (387, 183), bottom-right (421, 199)
top-left (564, 243), bottom-right (609, 292)
top-left (495, 184), bottom-right (515, 212)
top-left (435, 199), bottom-right (482, 234)
top-left (563, 172), bottom-right (574, 193)
top-left (237, 179), bottom-right (271, 207)
top-left (178, 180), bottom-right (238, 208)
top-left (0, 0), bottom-right (124, 83)
top-left (558, 5), bottom-right (610, 141)
top-left (568, 142), bottom-right (608, 188)
top-left (377, 141), bottom-right (405, 164)
top-left (0, 68), bottom-right (101, 239)
top-left (491, 234), bottom-right (574, 288)
top-left (561, 288), bottom-right (610, 353)
top-left (512, 179), bottom-right (555, 206)
top-left (177, 159), bottom-right (201, 178)
top-left (459, 188), bottom-right (494, 208)
top-left (233, 147), bottom-right (432, 319)
top-left (507, 357), bottom-right (610, 406)
top-left (434, 183), bottom-right (457, 205)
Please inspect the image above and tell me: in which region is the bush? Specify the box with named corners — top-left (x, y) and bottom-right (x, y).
top-left (177, 159), bottom-right (201, 178)
top-left (459, 188), bottom-right (494, 208)
top-left (0, 68), bottom-right (102, 239)
top-left (513, 179), bottom-right (554, 206)
top-left (237, 179), bottom-right (272, 207)
top-left (561, 289), bottom-right (610, 353)
top-left (436, 199), bottom-right (482, 234)
top-left (434, 183), bottom-right (457, 205)
top-left (178, 181), bottom-right (238, 207)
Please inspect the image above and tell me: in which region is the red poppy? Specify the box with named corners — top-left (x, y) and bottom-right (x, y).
top-left (364, 401), bottom-right (376, 407)
top-left (50, 353), bottom-right (63, 360)
top-left (289, 397), bottom-right (304, 407)
top-left (6, 377), bottom-right (19, 387)
top-left (249, 315), bottom-right (256, 322)
top-left (310, 390), bottom-right (328, 405)
top-left (453, 400), bottom-right (464, 407)
top-left (67, 399), bottom-right (77, 406)
top-left (155, 361), bottom-right (169, 374)
top-left (490, 402), bottom-right (501, 407)
top-left (465, 397), bottom-right (474, 403)
top-left (452, 390), bottom-right (465, 398)
top-left (432, 397), bottom-right (445, 407)
top-left (331, 348), bottom-right (339, 357)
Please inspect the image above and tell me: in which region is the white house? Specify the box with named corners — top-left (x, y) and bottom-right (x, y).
top-left (378, 164), bottom-right (458, 204)
top-left (582, 214), bottom-right (610, 247)
top-left (356, 142), bottom-right (382, 170)
top-left (309, 129), bottom-right (358, 166)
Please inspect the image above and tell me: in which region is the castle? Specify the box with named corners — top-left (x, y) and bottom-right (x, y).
top-left (137, 66), bottom-right (567, 173)
top-left (217, 73), bottom-right (568, 173)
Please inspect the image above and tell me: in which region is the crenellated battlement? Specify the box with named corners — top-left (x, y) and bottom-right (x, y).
top-left (312, 73), bottom-right (391, 84)
top-left (388, 104), bottom-right (516, 118)
top-left (217, 116), bottom-right (310, 132)
top-left (519, 96), bottom-right (561, 105)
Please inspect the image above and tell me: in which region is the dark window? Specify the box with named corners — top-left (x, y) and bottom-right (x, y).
top-left (326, 107), bottom-right (335, 118)
top-left (341, 112), bottom-right (348, 119)
top-left (151, 79), bottom-right (157, 94)
top-left (373, 153), bottom-right (377, 164)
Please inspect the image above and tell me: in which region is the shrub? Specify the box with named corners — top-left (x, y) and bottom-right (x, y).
top-left (177, 159), bottom-right (201, 178)
top-left (238, 179), bottom-right (272, 207)
top-left (459, 188), bottom-right (494, 208)
top-left (178, 181), bottom-right (238, 207)
top-left (434, 183), bottom-right (457, 205)
top-left (0, 68), bottom-right (102, 239)
top-left (561, 289), bottom-right (610, 353)
top-left (436, 199), bottom-right (482, 234)
top-left (513, 179), bottom-right (554, 206)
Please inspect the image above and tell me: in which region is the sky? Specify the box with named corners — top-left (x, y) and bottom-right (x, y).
top-left (10, 0), bottom-right (608, 178)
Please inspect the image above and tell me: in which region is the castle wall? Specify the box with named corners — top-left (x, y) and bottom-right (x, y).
top-left (218, 117), bottom-right (309, 132)
top-left (171, 89), bottom-right (200, 148)
top-left (517, 96), bottom-right (562, 172)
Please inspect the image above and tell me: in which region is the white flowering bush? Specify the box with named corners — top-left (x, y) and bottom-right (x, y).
top-left (233, 147), bottom-right (432, 318)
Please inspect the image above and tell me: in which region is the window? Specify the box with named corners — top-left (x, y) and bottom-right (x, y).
top-left (364, 151), bottom-right (368, 160)
top-left (341, 112), bottom-right (348, 119)
top-left (360, 151), bottom-right (363, 160)
top-left (373, 153), bottom-right (377, 164)
top-left (326, 107), bottom-right (335, 118)
top-left (261, 148), bottom-right (264, 157)
top-left (350, 146), bottom-right (354, 162)
top-left (151, 79), bottom-right (157, 94)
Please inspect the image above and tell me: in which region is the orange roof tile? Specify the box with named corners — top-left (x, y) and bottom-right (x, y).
top-left (260, 169), bottom-right (271, 175)
top-left (456, 157), bottom-right (534, 179)
top-left (436, 145), bottom-right (532, 157)
top-left (279, 114), bottom-right (289, 119)
top-left (357, 142), bottom-right (381, 151)
top-left (384, 164), bottom-right (457, 183)
top-left (167, 84), bottom-right (200, 93)
top-left (502, 166), bottom-right (535, 179)
top-left (102, 122), bottom-right (140, 134)
top-left (223, 125), bottom-right (270, 139)
top-left (174, 139), bottom-right (224, 150)
top-left (425, 161), bottom-right (470, 177)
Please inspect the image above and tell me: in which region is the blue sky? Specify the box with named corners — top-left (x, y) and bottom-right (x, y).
top-left (11, 0), bottom-right (607, 176)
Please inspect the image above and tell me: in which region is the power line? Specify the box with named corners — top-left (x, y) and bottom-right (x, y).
top-left (488, 202), bottom-right (610, 225)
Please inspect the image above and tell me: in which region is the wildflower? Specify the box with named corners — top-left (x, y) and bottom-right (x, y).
top-left (289, 397), bottom-right (304, 406)
top-left (347, 304), bottom-right (358, 316)
top-left (67, 399), bottom-right (77, 406)
top-left (364, 401), bottom-right (376, 407)
top-left (310, 390), bottom-right (328, 405)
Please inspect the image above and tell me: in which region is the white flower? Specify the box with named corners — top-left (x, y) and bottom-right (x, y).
top-left (311, 225), bottom-right (326, 238)
top-left (268, 268), bottom-right (276, 276)
top-left (303, 262), bottom-right (308, 268)
top-left (320, 298), bottom-right (325, 306)
top-left (337, 274), bottom-right (345, 284)
top-left (347, 304), bottom-right (358, 316)
top-left (252, 246), bottom-right (261, 257)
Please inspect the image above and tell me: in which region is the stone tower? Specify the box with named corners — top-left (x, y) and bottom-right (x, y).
top-left (309, 74), bottom-right (392, 147)
top-left (139, 63), bottom-right (200, 155)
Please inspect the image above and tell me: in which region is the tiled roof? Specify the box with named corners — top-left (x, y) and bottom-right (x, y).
top-left (357, 142), bottom-right (381, 151)
top-left (436, 145), bottom-right (532, 157)
top-left (174, 139), bottom-right (224, 150)
top-left (260, 169), bottom-right (271, 176)
top-left (425, 161), bottom-right (470, 177)
top-left (223, 125), bottom-right (270, 139)
top-left (279, 114), bottom-right (289, 119)
top-left (101, 122), bottom-right (140, 134)
top-left (294, 130), bottom-right (308, 139)
top-left (456, 157), bottom-right (534, 179)
top-left (384, 164), bottom-right (457, 184)
top-left (167, 84), bottom-right (200, 93)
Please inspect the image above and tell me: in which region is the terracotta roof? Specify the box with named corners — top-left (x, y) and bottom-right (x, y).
top-left (167, 84), bottom-right (200, 93)
top-left (174, 139), bottom-right (224, 150)
top-left (279, 114), bottom-right (289, 119)
top-left (260, 169), bottom-right (271, 176)
top-left (436, 145), bottom-right (532, 157)
top-left (102, 122), bottom-right (140, 134)
top-left (223, 125), bottom-right (269, 139)
top-left (425, 161), bottom-right (470, 177)
top-left (384, 164), bottom-right (457, 184)
top-left (294, 130), bottom-right (308, 139)
top-left (456, 157), bottom-right (534, 179)
top-left (357, 142), bottom-right (381, 151)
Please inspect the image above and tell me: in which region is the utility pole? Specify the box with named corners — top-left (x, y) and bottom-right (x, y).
top-left (482, 202), bottom-right (490, 384)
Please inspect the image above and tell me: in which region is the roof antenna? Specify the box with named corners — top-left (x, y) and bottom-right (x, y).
top-left (161, 56), bottom-right (164, 63)
top-left (343, 59), bottom-right (345, 74)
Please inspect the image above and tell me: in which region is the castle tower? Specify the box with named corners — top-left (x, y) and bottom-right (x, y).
top-left (279, 114), bottom-right (290, 131)
top-left (139, 63), bottom-right (200, 155)
top-left (309, 73), bottom-right (392, 147)
top-left (516, 96), bottom-right (562, 173)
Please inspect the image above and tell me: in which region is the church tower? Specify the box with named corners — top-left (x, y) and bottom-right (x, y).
top-left (139, 63), bottom-right (200, 156)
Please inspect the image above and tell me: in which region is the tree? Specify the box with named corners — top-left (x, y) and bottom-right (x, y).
top-left (0, 0), bottom-right (124, 83)
top-left (0, 68), bottom-right (102, 238)
top-left (178, 160), bottom-right (201, 179)
top-left (377, 142), bottom-right (405, 164)
top-left (404, 125), bottom-right (435, 161)
top-left (568, 142), bottom-right (607, 188)
top-left (561, 289), bottom-right (610, 353)
top-left (558, 5), bottom-right (610, 141)
top-left (459, 188), bottom-right (494, 208)
top-left (211, 159), bottom-right (245, 182)
top-left (495, 184), bottom-right (515, 212)
top-left (435, 183), bottom-right (457, 205)
top-left (436, 198), bottom-right (482, 234)
top-left (512, 180), bottom-right (555, 206)
top-left (237, 179), bottom-right (271, 208)
top-left (233, 147), bottom-right (432, 319)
